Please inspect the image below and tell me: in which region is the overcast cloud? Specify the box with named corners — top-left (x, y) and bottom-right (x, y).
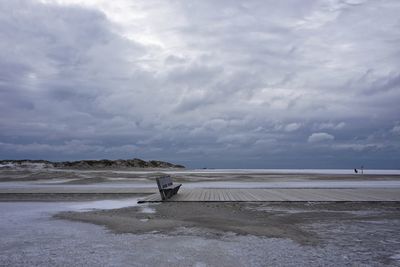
top-left (0, 0), bottom-right (399, 168)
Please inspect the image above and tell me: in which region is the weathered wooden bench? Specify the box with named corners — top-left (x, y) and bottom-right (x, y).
top-left (156, 176), bottom-right (182, 200)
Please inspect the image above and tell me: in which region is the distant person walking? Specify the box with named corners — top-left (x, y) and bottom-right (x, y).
top-left (354, 166), bottom-right (364, 174)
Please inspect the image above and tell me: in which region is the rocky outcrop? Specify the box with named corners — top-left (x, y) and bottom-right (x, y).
top-left (0, 158), bottom-right (185, 169)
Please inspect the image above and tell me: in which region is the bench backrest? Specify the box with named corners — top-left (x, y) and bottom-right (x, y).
top-left (156, 176), bottom-right (173, 190)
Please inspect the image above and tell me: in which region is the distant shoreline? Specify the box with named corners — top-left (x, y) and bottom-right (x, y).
top-left (0, 158), bottom-right (185, 170)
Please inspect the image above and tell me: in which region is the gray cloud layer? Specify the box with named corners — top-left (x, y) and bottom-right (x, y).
top-left (1, 0), bottom-right (399, 168)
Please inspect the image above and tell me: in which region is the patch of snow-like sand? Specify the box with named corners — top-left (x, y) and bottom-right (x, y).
top-left (2, 180), bottom-right (400, 190)
top-left (183, 180), bottom-right (400, 188)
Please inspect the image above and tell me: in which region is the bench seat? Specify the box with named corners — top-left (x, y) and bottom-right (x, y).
top-left (156, 176), bottom-right (182, 200)
top-left (163, 184), bottom-right (181, 190)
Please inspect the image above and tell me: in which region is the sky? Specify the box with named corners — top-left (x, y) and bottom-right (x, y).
top-left (0, 0), bottom-right (399, 169)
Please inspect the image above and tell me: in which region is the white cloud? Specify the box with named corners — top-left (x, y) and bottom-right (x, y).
top-left (391, 125), bottom-right (400, 135)
top-left (308, 132), bottom-right (335, 143)
top-left (332, 143), bottom-right (385, 151)
top-left (284, 123), bottom-right (302, 132)
top-left (0, 141), bottom-right (138, 155)
top-left (317, 122), bottom-right (346, 130)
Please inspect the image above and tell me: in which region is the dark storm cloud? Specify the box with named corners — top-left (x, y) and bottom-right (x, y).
top-left (0, 0), bottom-right (399, 168)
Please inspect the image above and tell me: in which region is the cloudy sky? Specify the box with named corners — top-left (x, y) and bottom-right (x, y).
top-left (1, 0), bottom-right (399, 168)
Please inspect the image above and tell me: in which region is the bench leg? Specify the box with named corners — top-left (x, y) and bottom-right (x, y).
top-left (160, 189), bottom-right (173, 200)
top-left (159, 190), bottom-right (167, 200)
top-left (166, 189), bottom-right (174, 199)
top-left (173, 185), bottom-right (181, 195)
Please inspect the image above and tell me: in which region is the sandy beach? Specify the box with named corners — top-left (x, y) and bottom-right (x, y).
top-left (1, 168), bottom-right (400, 266)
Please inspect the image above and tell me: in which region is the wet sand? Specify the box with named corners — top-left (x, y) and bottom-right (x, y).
top-left (56, 201), bottom-right (400, 244)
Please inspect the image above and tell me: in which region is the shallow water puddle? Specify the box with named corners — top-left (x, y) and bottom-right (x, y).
top-left (140, 206), bottom-right (156, 214)
top-left (67, 197), bottom-right (159, 213)
top-left (68, 198), bottom-right (141, 211)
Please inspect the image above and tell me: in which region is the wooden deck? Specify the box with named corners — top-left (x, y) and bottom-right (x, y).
top-left (138, 188), bottom-right (400, 203)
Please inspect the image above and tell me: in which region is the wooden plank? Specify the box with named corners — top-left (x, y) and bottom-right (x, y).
top-left (237, 189), bottom-right (251, 201)
top-left (199, 189), bottom-right (205, 201)
top-left (231, 189), bottom-right (239, 201)
top-left (240, 189), bottom-right (254, 201)
top-left (191, 189), bottom-right (198, 201)
top-left (215, 189), bottom-right (222, 201)
top-left (225, 189), bottom-right (234, 201)
top-left (184, 189), bottom-right (195, 201)
top-left (215, 190), bottom-right (220, 201)
top-left (211, 189), bottom-right (218, 201)
top-left (231, 189), bottom-right (240, 201)
top-left (215, 189), bottom-right (221, 201)
top-left (318, 189), bottom-right (361, 201)
top-left (343, 189), bottom-right (384, 201)
top-left (237, 189), bottom-right (252, 201)
top-left (200, 190), bottom-right (205, 201)
top-left (170, 192), bottom-right (184, 201)
top-left (250, 189), bottom-right (270, 201)
top-left (138, 188), bottom-right (400, 203)
top-left (191, 189), bottom-right (200, 201)
top-left (246, 189), bottom-right (262, 201)
top-left (209, 190), bottom-right (214, 201)
top-left (200, 189), bottom-right (206, 201)
top-left (277, 189), bottom-right (309, 201)
top-left (205, 190), bottom-right (211, 201)
top-left (220, 189), bottom-right (229, 201)
top-left (257, 189), bottom-right (285, 201)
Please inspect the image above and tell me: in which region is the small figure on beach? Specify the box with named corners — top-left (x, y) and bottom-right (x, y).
top-left (354, 168), bottom-right (358, 174)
